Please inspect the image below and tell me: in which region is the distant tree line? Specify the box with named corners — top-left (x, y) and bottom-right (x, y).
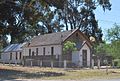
top-left (94, 24), bottom-right (120, 66)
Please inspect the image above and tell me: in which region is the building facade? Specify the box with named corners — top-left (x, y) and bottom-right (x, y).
top-left (0, 43), bottom-right (25, 64)
top-left (23, 29), bottom-right (92, 67)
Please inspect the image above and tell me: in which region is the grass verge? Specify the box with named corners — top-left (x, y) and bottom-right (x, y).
top-left (0, 64), bottom-right (120, 80)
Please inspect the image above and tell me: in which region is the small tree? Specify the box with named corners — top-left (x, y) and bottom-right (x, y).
top-left (94, 43), bottom-right (106, 56)
top-left (63, 41), bottom-right (77, 54)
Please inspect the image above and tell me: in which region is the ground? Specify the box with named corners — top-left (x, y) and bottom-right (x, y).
top-left (1, 79), bottom-right (120, 81)
top-left (0, 64), bottom-right (120, 81)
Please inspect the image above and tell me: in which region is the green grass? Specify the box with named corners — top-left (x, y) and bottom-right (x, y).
top-left (0, 64), bottom-right (120, 80)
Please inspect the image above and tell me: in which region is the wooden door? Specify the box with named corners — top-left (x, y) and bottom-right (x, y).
top-left (82, 50), bottom-right (87, 67)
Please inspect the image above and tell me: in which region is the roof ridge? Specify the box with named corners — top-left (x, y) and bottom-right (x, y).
top-left (28, 29), bottom-right (78, 47)
top-left (30, 29), bottom-right (78, 42)
top-left (36, 29), bottom-right (78, 37)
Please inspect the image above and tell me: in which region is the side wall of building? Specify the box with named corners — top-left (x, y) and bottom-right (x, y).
top-left (23, 45), bottom-right (62, 66)
top-left (1, 51), bottom-right (22, 64)
top-left (23, 45), bottom-right (62, 56)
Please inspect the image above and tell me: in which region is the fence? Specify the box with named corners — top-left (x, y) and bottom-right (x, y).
top-left (23, 59), bottom-right (78, 68)
top-left (0, 59), bottom-right (114, 69)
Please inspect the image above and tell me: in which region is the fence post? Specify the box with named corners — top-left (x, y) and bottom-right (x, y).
top-left (3, 60), bottom-right (5, 65)
top-left (78, 60), bottom-right (80, 68)
top-left (22, 60), bottom-right (24, 66)
top-left (92, 59), bottom-right (94, 69)
top-left (64, 60), bottom-right (67, 69)
top-left (51, 60), bottom-right (53, 68)
top-left (97, 59), bottom-right (100, 69)
top-left (30, 60), bottom-right (33, 67)
top-left (15, 61), bottom-right (17, 66)
top-left (112, 60), bottom-right (115, 68)
top-left (40, 60), bottom-right (42, 67)
top-left (59, 55), bottom-right (62, 67)
top-left (9, 60), bottom-right (11, 66)
top-left (105, 60), bottom-right (109, 75)
top-left (37, 60), bottom-right (39, 66)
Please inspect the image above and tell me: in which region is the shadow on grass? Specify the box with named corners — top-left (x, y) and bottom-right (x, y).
top-left (0, 68), bottom-right (65, 80)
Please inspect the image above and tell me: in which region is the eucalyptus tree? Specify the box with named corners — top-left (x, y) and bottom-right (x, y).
top-left (52, 0), bottom-right (111, 43)
top-left (0, 0), bottom-right (45, 43)
top-left (0, 0), bottom-right (111, 45)
top-left (0, 0), bottom-right (64, 44)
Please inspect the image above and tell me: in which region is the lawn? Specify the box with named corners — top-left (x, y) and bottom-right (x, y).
top-left (0, 64), bottom-right (120, 80)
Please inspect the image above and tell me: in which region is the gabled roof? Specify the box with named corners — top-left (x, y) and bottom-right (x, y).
top-left (2, 43), bottom-right (26, 53)
top-left (28, 28), bottom-right (92, 47)
top-left (29, 29), bottom-right (79, 47)
top-left (79, 41), bottom-right (91, 50)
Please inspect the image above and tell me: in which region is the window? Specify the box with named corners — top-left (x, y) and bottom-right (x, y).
top-left (43, 47), bottom-right (45, 55)
top-left (29, 49), bottom-right (31, 56)
top-left (0, 53), bottom-right (1, 59)
top-left (76, 33), bottom-right (78, 37)
top-left (36, 48), bottom-right (38, 56)
top-left (16, 52), bottom-right (18, 60)
top-left (19, 52), bottom-right (22, 59)
top-left (51, 47), bottom-right (54, 56)
top-left (32, 51), bottom-right (34, 56)
top-left (10, 53), bottom-right (12, 60)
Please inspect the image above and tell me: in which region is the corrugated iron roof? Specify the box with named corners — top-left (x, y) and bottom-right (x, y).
top-left (2, 43), bottom-right (26, 52)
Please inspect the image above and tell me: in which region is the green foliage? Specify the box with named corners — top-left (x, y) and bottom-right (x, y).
top-left (94, 43), bottom-right (107, 55)
top-left (0, 0), bottom-right (111, 48)
top-left (92, 24), bottom-right (120, 59)
top-left (0, 35), bottom-right (9, 48)
top-left (63, 41), bottom-right (77, 54)
top-left (106, 24), bottom-right (120, 41)
top-left (105, 24), bottom-right (120, 59)
top-left (94, 40), bottom-right (120, 59)
top-left (108, 40), bottom-right (120, 59)
top-left (113, 59), bottom-right (120, 67)
top-left (52, 0), bottom-right (111, 43)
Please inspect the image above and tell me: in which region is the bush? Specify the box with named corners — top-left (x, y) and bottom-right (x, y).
top-left (114, 59), bottom-right (120, 68)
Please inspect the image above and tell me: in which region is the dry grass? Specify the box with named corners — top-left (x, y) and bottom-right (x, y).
top-left (0, 64), bottom-right (120, 80)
